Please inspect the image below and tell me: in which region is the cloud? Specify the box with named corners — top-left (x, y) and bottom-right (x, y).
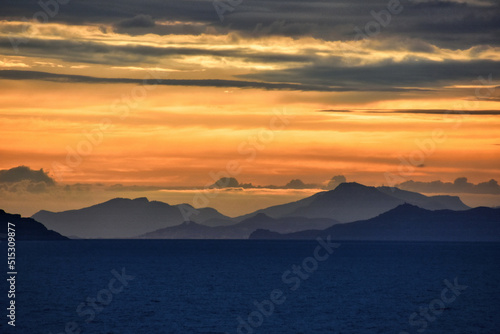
top-left (116, 14), bottom-right (156, 28)
top-left (397, 177), bottom-right (500, 194)
top-left (326, 175), bottom-right (347, 190)
top-left (106, 184), bottom-right (165, 192)
top-left (0, 0), bottom-right (498, 48)
top-left (476, 97), bottom-right (500, 102)
top-left (283, 179), bottom-right (319, 189)
top-left (318, 110), bottom-right (354, 113)
top-left (0, 70), bottom-right (358, 92)
top-left (380, 110), bottom-right (500, 115)
top-left (319, 109), bottom-right (500, 115)
top-left (0, 166), bottom-right (100, 196)
top-left (240, 59), bottom-right (500, 90)
top-left (209, 177), bottom-right (241, 188)
top-left (0, 180), bottom-right (49, 194)
top-left (0, 166), bottom-right (55, 185)
top-left (207, 177), bottom-right (329, 190)
top-left (114, 21), bottom-right (213, 36)
top-left (0, 1), bottom-right (497, 96)
top-left (0, 166), bottom-right (57, 194)
top-left (0, 35), bottom-right (317, 66)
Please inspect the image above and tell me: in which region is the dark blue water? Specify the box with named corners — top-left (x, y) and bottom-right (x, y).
top-left (2, 240), bottom-right (499, 334)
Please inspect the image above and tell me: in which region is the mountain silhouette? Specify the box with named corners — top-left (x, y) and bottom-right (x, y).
top-left (249, 204), bottom-right (500, 242)
top-left (137, 213), bottom-right (338, 239)
top-left (376, 186), bottom-right (469, 210)
top-left (236, 182), bottom-right (469, 223)
top-left (30, 183), bottom-right (473, 239)
top-left (32, 197), bottom-right (233, 239)
top-left (1, 210), bottom-right (68, 240)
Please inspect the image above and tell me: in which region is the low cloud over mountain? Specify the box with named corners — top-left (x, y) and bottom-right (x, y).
top-left (326, 175), bottom-right (347, 190)
top-left (0, 166), bottom-right (55, 185)
top-left (0, 166), bottom-right (55, 194)
top-left (397, 177), bottom-right (500, 194)
top-left (208, 176), bottom-right (347, 190)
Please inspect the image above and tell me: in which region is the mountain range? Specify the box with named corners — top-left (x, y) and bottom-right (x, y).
top-left (249, 204), bottom-right (500, 242)
top-left (137, 214), bottom-right (338, 239)
top-left (234, 182), bottom-right (469, 222)
top-left (28, 182), bottom-right (475, 239)
top-left (32, 197), bottom-right (233, 239)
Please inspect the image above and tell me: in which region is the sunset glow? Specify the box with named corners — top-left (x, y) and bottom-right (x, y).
top-left (1, 0), bottom-right (499, 215)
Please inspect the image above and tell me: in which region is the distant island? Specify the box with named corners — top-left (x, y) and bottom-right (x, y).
top-left (1, 182), bottom-right (498, 241)
top-left (250, 204), bottom-right (500, 242)
top-left (0, 210), bottom-right (68, 241)
top-left (6, 182), bottom-right (494, 241)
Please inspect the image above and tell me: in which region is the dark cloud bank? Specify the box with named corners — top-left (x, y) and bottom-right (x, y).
top-left (1, 0), bottom-right (499, 48)
top-left (397, 177), bottom-right (500, 195)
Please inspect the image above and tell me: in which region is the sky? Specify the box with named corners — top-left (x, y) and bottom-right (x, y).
top-left (0, 0), bottom-right (499, 216)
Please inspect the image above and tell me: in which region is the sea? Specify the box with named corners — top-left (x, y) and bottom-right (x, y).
top-left (2, 240), bottom-right (499, 334)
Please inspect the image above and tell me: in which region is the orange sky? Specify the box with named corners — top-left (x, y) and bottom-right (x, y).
top-left (0, 63), bottom-right (498, 186)
top-left (0, 5), bottom-right (499, 215)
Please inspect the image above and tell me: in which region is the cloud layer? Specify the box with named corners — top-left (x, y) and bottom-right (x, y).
top-left (2, 0), bottom-right (499, 47)
top-left (397, 177), bottom-right (500, 194)
top-left (0, 0), bottom-right (499, 95)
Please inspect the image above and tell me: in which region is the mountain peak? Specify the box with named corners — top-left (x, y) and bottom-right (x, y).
top-left (393, 202), bottom-right (423, 211)
top-left (377, 203), bottom-right (428, 218)
top-left (335, 182), bottom-right (371, 190)
top-left (322, 182), bottom-right (378, 197)
top-left (32, 196), bottom-right (231, 238)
